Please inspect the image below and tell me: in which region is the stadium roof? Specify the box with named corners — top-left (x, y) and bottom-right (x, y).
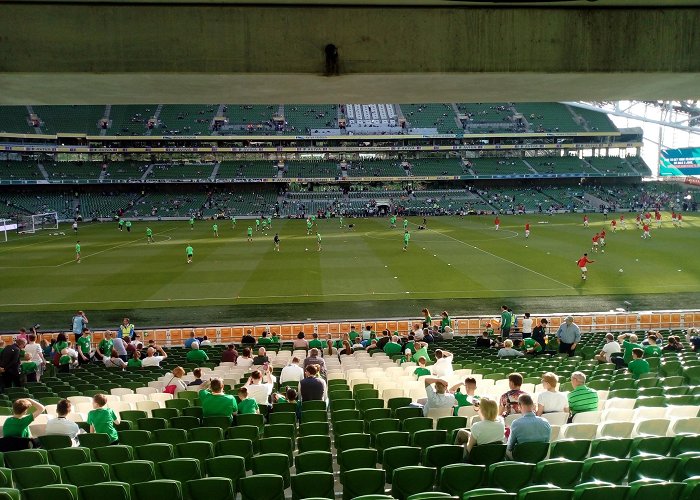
top-left (0, 1), bottom-right (698, 104)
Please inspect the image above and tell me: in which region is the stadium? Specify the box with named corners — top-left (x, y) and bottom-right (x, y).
top-left (0, 1), bottom-right (700, 500)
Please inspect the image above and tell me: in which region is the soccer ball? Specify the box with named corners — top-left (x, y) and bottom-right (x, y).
top-left (305, 248), bottom-right (308, 251)
top-left (619, 269), bottom-right (624, 273)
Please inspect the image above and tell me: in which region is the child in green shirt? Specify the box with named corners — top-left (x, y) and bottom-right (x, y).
top-left (236, 387), bottom-right (259, 415)
top-left (2, 398), bottom-right (45, 439)
top-left (87, 394), bottom-right (121, 443)
top-left (20, 352), bottom-right (39, 383)
top-left (628, 348), bottom-right (651, 379)
top-left (58, 348), bottom-right (72, 373)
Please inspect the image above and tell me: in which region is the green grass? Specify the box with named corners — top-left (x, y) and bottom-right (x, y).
top-left (1, 214), bottom-right (698, 331)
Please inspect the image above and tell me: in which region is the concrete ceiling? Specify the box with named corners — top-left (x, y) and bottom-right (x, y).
top-left (0, 1), bottom-right (698, 104)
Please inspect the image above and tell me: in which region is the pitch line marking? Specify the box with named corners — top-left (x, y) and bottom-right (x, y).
top-left (410, 222), bottom-right (575, 290)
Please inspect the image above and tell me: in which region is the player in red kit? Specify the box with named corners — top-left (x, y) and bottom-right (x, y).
top-left (599, 230), bottom-right (606, 252)
top-left (620, 214), bottom-right (626, 229)
top-left (655, 210), bottom-right (662, 228)
top-left (591, 233), bottom-right (600, 253)
top-left (642, 223), bottom-right (651, 239)
top-left (583, 215), bottom-right (589, 228)
top-left (635, 214), bottom-right (641, 229)
top-left (678, 213), bottom-right (683, 227)
top-left (494, 216), bottom-right (500, 231)
top-left (610, 219), bottom-right (617, 232)
top-left (672, 211), bottom-right (677, 227)
top-left (525, 222), bottom-right (530, 238)
top-left (577, 253), bottom-right (595, 280)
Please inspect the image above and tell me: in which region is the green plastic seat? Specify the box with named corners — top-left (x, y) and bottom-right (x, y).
top-left (341, 468), bottom-right (387, 500)
top-left (301, 400), bottom-right (327, 411)
top-left (79, 481), bottom-right (132, 500)
top-left (412, 429), bottom-right (448, 450)
top-left (589, 438), bottom-right (632, 459)
top-left (134, 443), bottom-right (175, 464)
top-left (186, 477), bottom-right (234, 500)
top-left (402, 417), bottom-right (434, 435)
top-left (133, 479), bottom-right (183, 500)
top-left (294, 450), bottom-right (334, 473)
top-left (332, 409), bottom-right (361, 423)
top-left (201, 416), bottom-right (232, 430)
top-left (488, 462), bottom-right (535, 493)
top-left (629, 455), bottom-right (681, 481)
top-left (549, 440), bottom-right (591, 461)
top-left (512, 442), bottom-right (550, 463)
top-left (251, 453), bottom-right (291, 488)
top-left (13, 465), bottom-right (61, 490)
top-left (468, 444), bottom-right (507, 467)
top-left (258, 436), bottom-right (293, 462)
top-left (439, 463), bottom-right (485, 497)
top-left (269, 412), bottom-right (297, 426)
top-left (23, 485), bottom-right (78, 500)
top-left (627, 479), bottom-right (685, 500)
top-left (436, 416), bottom-right (468, 435)
top-left (176, 441), bottom-right (215, 465)
top-left (152, 408), bottom-right (180, 421)
top-left (92, 445), bottom-right (134, 465)
top-left (682, 476), bottom-right (700, 500)
top-left (581, 457), bottom-right (631, 483)
top-left (518, 485), bottom-right (573, 500)
top-left (395, 407), bottom-right (425, 421)
top-left (63, 462), bottom-right (110, 487)
top-left (239, 474), bottom-right (284, 500)
top-left (226, 425), bottom-right (259, 442)
top-left (407, 494), bottom-right (456, 500)
top-left (290, 471), bottom-right (334, 500)
top-left (534, 459), bottom-right (583, 489)
top-left (340, 448), bottom-right (378, 472)
top-left (334, 420), bottom-right (365, 437)
top-left (215, 439), bottom-right (253, 469)
top-left (462, 487), bottom-right (515, 499)
top-left (48, 447), bottom-right (91, 468)
top-left (169, 417), bottom-right (199, 432)
top-left (264, 423), bottom-right (296, 440)
top-left (0, 468), bottom-right (12, 488)
top-left (336, 433), bottom-right (371, 453)
top-left (424, 444), bottom-right (465, 472)
top-left (37, 434), bottom-right (73, 450)
top-left (118, 430), bottom-right (152, 447)
top-left (391, 465), bottom-right (437, 500)
top-left (77, 433), bottom-right (113, 449)
top-left (153, 428), bottom-right (188, 446)
top-left (0, 488), bottom-right (20, 500)
top-left (165, 399), bottom-right (191, 411)
top-left (3, 449), bottom-right (48, 468)
top-left (572, 483), bottom-right (629, 500)
top-left (676, 452), bottom-right (700, 481)
top-left (630, 436), bottom-right (674, 456)
top-left (205, 456), bottom-right (245, 494)
top-left (382, 446), bottom-right (422, 484)
top-left (112, 460), bottom-right (157, 485)
top-left (159, 458), bottom-right (202, 483)
top-left (299, 422), bottom-right (330, 437)
top-left (189, 427), bottom-right (224, 444)
top-left (375, 431), bottom-right (410, 456)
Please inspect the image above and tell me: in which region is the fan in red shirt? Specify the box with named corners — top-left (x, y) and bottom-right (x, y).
top-left (583, 215), bottom-right (589, 228)
top-left (525, 223), bottom-right (530, 238)
top-left (494, 217), bottom-right (500, 230)
top-left (577, 253), bottom-right (595, 280)
top-left (591, 233), bottom-right (600, 253)
top-left (642, 223), bottom-right (651, 239)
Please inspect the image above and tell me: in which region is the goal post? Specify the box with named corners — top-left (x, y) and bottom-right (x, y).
top-left (16, 212), bottom-right (59, 234)
top-left (0, 218), bottom-right (17, 242)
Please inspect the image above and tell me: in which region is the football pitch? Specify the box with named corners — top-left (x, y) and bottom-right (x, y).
top-left (0, 213), bottom-right (699, 331)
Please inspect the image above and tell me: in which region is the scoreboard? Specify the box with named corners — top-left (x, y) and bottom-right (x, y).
top-left (660, 147), bottom-right (700, 176)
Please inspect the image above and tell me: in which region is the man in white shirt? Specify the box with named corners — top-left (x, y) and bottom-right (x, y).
top-left (595, 333), bottom-right (622, 363)
top-left (422, 377), bottom-right (457, 417)
top-left (244, 368), bottom-right (274, 405)
top-left (431, 349), bottom-right (454, 378)
top-left (141, 345), bottom-right (168, 367)
top-left (521, 313), bottom-right (534, 338)
top-left (45, 399), bottom-right (82, 446)
top-left (112, 337), bottom-right (128, 362)
top-left (199, 336), bottom-right (212, 347)
top-left (280, 357), bottom-right (304, 386)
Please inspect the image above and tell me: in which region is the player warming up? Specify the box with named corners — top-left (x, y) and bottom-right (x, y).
top-left (577, 253), bottom-right (594, 280)
top-left (247, 226), bottom-right (253, 242)
top-left (583, 215), bottom-right (589, 228)
top-left (655, 210), bottom-right (662, 228)
top-left (72, 221), bottom-right (78, 233)
top-left (525, 222), bottom-right (530, 238)
top-left (339, 216), bottom-right (344, 228)
top-left (306, 218), bottom-right (313, 235)
top-left (212, 223), bottom-right (219, 238)
top-left (599, 230), bottom-right (606, 253)
top-left (146, 227), bottom-right (154, 243)
top-left (390, 215), bottom-right (397, 228)
top-left (642, 222), bottom-right (651, 239)
top-left (591, 232), bottom-right (600, 253)
top-left (403, 230), bottom-right (410, 251)
top-left (189, 216), bottom-right (194, 230)
top-left (186, 244), bottom-right (194, 264)
top-left (75, 241), bottom-right (81, 264)
top-left (494, 216), bottom-right (500, 231)
top-left (231, 216), bottom-right (236, 229)
top-left (403, 218), bottom-right (408, 230)
top-left (317, 232), bottom-right (322, 252)
top-left (610, 218), bottom-right (617, 232)
top-left (620, 214), bottom-right (626, 229)
top-left (274, 233), bottom-right (280, 252)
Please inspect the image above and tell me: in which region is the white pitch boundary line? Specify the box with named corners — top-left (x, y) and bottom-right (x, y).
top-left (410, 222), bottom-right (575, 290)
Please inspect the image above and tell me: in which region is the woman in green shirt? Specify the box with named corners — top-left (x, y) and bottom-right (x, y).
top-left (440, 311), bottom-right (451, 333)
top-left (53, 333), bottom-right (69, 357)
top-left (422, 308), bottom-right (432, 328)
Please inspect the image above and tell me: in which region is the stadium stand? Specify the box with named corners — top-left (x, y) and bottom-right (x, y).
top-left (513, 103), bottom-right (587, 133)
top-left (401, 104), bottom-right (460, 133)
top-left (33, 106), bottom-right (105, 135)
top-left (108, 105), bottom-right (159, 135)
top-left (345, 160), bottom-right (407, 177)
top-left (469, 157), bottom-right (534, 176)
top-left (0, 106), bottom-right (35, 134)
top-left (0, 192), bottom-right (74, 220)
top-left (126, 192), bottom-right (209, 217)
top-left (148, 164), bottom-right (215, 181)
top-left (283, 105), bottom-right (338, 133)
top-left (43, 162), bottom-right (104, 181)
top-left (216, 161), bottom-right (279, 180)
top-left (102, 162), bottom-right (150, 182)
top-left (0, 161), bottom-right (45, 183)
top-left (285, 161), bottom-right (340, 179)
top-left (156, 105), bottom-right (216, 136)
top-left (223, 105), bottom-right (281, 135)
top-left (574, 107), bottom-right (619, 133)
top-left (78, 193), bottom-right (140, 220)
top-left (204, 189), bottom-right (278, 217)
top-left (407, 158), bottom-right (466, 176)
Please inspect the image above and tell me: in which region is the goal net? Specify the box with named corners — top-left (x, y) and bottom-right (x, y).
top-left (0, 219), bottom-right (18, 242)
top-left (16, 212), bottom-right (59, 234)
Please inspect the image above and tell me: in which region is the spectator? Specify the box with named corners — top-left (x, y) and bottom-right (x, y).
top-left (498, 339), bottom-right (523, 358)
top-left (536, 372), bottom-right (569, 415)
top-left (440, 311), bottom-right (452, 333)
top-left (280, 357), bottom-right (304, 385)
top-left (104, 349), bottom-right (127, 370)
top-left (236, 387), bottom-right (259, 414)
top-left (199, 378), bottom-right (237, 420)
top-left (258, 331), bottom-right (272, 344)
top-left (365, 339), bottom-right (378, 352)
top-left (455, 397), bottom-right (505, 453)
top-left (628, 348), bottom-right (650, 379)
top-left (188, 368), bottom-right (204, 386)
top-left (112, 336), bottom-right (128, 362)
top-left (414, 357), bottom-right (431, 377)
top-left (476, 331), bottom-right (495, 348)
top-left (0, 338), bottom-right (23, 389)
top-left (348, 326), bottom-right (360, 343)
top-left (422, 308), bottom-right (432, 328)
top-left (422, 377), bottom-right (457, 417)
top-left (118, 317), bottom-right (135, 340)
top-left (45, 399), bottom-right (82, 446)
top-left (308, 333), bottom-right (323, 349)
top-left (323, 340), bottom-right (337, 357)
top-left (95, 331), bottom-right (114, 362)
top-left (522, 337), bottom-right (542, 355)
top-left (556, 316), bottom-right (581, 357)
top-left (241, 330), bottom-right (256, 344)
top-left (165, 367), bottom-right (189, 394)
top-left (451, 377), bottom-right (480, 413)
top-left (687, 328), bottom-right (700, 351)
top-left (303, 348), bottom-right (326, 375)
top-left (187, 342), bottom-right (209, 363)
top-left (20, 352), bottom-right (39, 383)
top-left (184, 331), bottom-right (197, 349)
top-left (252, 347), bottom-right (269, 366)
top-left (521, 313), bottom-right (533, 338)
top-left (613, 333), bottom-right (642, 369)
top-left (293, 332), bottom-right (309, 349)
top-left (412, 341), bottom-right (431, 364)
top-left (383, 335), bottom-right (402, 356)
top-left (237, 348), bottom-right (254, 368)
top-left (663, 335), bottom-right (683, 352)
top-left (2, 397), bottom-right (45, 438)
top-left (567, 372), bottom-right (599, 421)
top-left (300, 364), bottom-right (326, 402)
top-left (506, 394), bottom-right (551, 458)
top-left (23, 334), bottom-right (45, 381)
top-left (500, 305), bottom-right (512, 338)
top-left (442, 326), bottom-right (455, 340)
top-left (499, 373), bottom-right (526, 417)
top-left (376, 330), bottom-right (391, 351)
top-left (273, 387), bottom-right (298, 405)
top-left (644, 334), bottom-right (662, 357)
top-left (432, 349), bottom-right (454, 377)
top-left (72, 310), bottom-right (89, 341)
top-left (141, 345), bottom-right (168, 368)
top-left (362, 325), bottom-right (374, 341)
top-left (87, 394), bottom-right (120, 444)
top-left (532, 319), bottom-right (548, 349)
top-left (221, 344), bottom-right (238, 364)
top-left (413, 323), bottom-right (424, 340)
top-left (338, 341), bottom-right (353, 358)
top-left (127, 350), bottom-right (142, 369)
top-left (125, 337), bottom-right (136, 355)
top-left (199, 336), bottom-right (212, 347)
top-left (244, 369), bottom-right (274, 405)
top-left (594, 333), bottom-right (621, 364)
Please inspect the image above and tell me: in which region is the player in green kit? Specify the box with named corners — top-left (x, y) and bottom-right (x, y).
top-left (212, 223), bottom-right (219, 237)
top-left (146, 227), bottom-right (153, 243)
top-left (403, 218), bottom-right (408, 230)
top-left (261, 219), bottom-right (268, 232)
top-left (189, 216), bottom-right (194, 230)
top-left (403, 230), bottom-right (410, 251)
top-left (256, 218), bottom-right (260, 231)
top-left (186, 244), bottom-right (194, 263)
top-left (231, 216), bottom-right (236, 228)
top-left (125, 220), bottom-right (132, 232)
top-left (317, 232), bottom-right (322, 252)
top-left (247, 226), bottom-right (253, 242)
top-left (267, 216), bottom-right (272, 228)
top-left (75, 241), bottom-right (81, 263)
top-left (306, 218), bottom-right (313, 235)
top-left (339, 216), bottom-right (344, 228)
top-left (391, 215), bottom-right (397, 228)
top-left (118, 218), bottom-right (125, 231)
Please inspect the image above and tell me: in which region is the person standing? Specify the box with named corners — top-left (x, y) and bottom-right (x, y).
top-left (146, 227), bottom-right (154, 243)
top-left (317, 232), bottom-right (322, 252)
top-left (189, 216), bottom-right (195, 230)
top-left (212, 223), bottom-right (219, 238)
top-left (300, 365), bottom-right (326, 402)
top-left (75, 241), bottom-right (81, 263)
top-left (403, 230), bottom-right (410, 251)
top-left (247, 226), bottom-right (253, 242)
top-left (125, 220), bottom-right (132, 233)
top-left (274, 233), bottom-right (280, 252)
top-left (119, 318), bottom-right (135, 340)
top-left (556, 316), bottom-right (581, 357)
top-left (577, 253), bottom-right (594, 280)
top-left (186, 244), bottom-right (194, 264)
top-left (0, 338), bottom-right (24, 390)
top-left (500, 305), bottom-right (512, 339)
top-left (521, 313), bottom-right (533, 339)
top-left (72, 311), bottom-right (88, 342)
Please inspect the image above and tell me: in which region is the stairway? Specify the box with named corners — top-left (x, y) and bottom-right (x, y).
top-left (26, 105), bottom-right (43, 134)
